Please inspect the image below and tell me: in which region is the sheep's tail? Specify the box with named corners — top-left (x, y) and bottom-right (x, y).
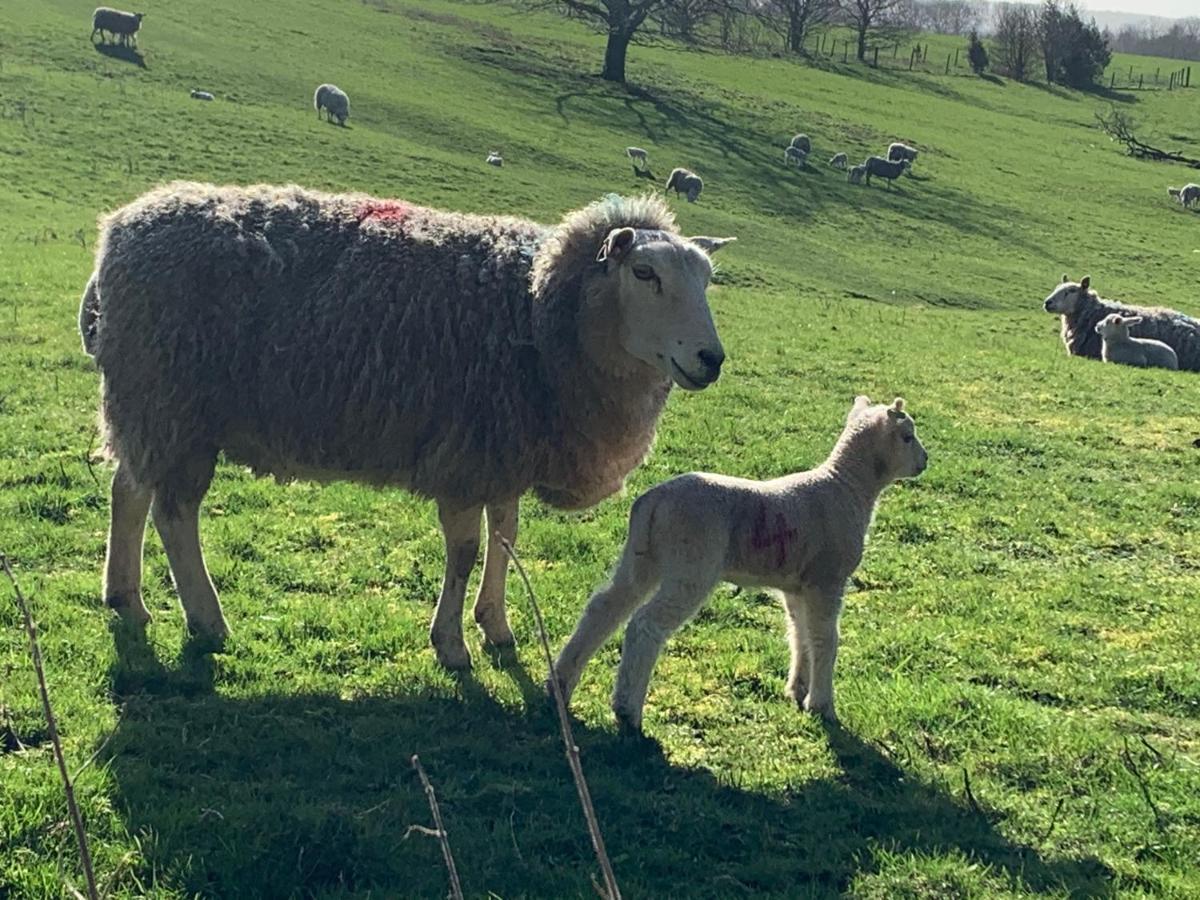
top-left (79, 272), bottom-right (101, 357)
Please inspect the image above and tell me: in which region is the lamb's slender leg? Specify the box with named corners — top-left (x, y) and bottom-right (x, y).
top-left (801, 585), bottom-right (845, 723)
top-left (152, 483), bottom-right (228, 644)
top-left (782, 590), bottom-right (812, 706)
top-left (473, 499), bottom-right (517, 648)
top-left (103, 462), bottom-right (153, 626)
top-left (430, 501), bottom-right (483, 670)
top-left (612, 569), bottom-right (719, 732)
top-left (553, 543), bottom-right (658, 702)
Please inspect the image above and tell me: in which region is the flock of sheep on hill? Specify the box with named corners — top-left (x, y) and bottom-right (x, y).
top-left (77, 7), bottom-right (1199, 731)
top-left (784, 133), bottom-right (918, 188)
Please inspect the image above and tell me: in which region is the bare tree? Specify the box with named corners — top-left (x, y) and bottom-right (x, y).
top-left (991, 2), bottom-right (1039, 81)
top-left (654, 0), bottom-right (726, 42)
top-left (840, 0), bottom-right (904, 61)
top-left (758, 0), bottom-right (837, 52)
top-left (556, 0), bottom-right (669, 82)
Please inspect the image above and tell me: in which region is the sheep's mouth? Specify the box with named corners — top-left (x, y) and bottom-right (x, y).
top-left (670, 358), bottom-right (711, 391)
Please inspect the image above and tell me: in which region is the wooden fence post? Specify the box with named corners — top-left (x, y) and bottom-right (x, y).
top-left (1138, 73), bottom-right (1143, 89)
top-left (909, 47), bottom-right (916, 70)
top-left (843, 41), bottom-right (848, 63)
top-left (954, 48), bottom-right (959, 68)
top-left (945, 53), bottom-right (950, 74)
top-left (874, 46), bottom-right (879, 67)
top-left (1110, 71), bottom-right (1115, 88)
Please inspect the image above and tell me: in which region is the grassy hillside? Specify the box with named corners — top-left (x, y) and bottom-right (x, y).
top-left (2, 1), bottom-right (1199, 897)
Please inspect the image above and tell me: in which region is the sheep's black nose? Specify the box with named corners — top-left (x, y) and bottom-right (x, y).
top-left (698, 348), bottom-right (725, 376)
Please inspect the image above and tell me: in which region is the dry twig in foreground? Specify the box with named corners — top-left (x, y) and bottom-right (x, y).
top-left (409, 754), bottom-right (465, 900)
top-left (498, 535), bottom-right (622, 900)
top-left (1, 554), bottom-right (100, 900)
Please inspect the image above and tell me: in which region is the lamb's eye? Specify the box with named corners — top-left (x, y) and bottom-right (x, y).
top-left (632, 264), bottom-right (656, 281)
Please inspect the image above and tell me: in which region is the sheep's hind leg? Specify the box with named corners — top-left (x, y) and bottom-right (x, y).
top-left (104, 462), bottom-right (153, 627)
top-left (612, 567), bottom-right (719, 733)
top-left (431, 501), bottom-right (483, 670)
top-left (800, 585), bottom-right (845, 723)
top-left (473, 499), bottom-right (518, 648)
top-left (151, 453), bottom-right (228, 646)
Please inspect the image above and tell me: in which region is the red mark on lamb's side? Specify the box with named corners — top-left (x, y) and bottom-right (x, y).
top-left (750, 503), bottom-right (798, 568)
top-left (355, 200), bottom-right (411, 225)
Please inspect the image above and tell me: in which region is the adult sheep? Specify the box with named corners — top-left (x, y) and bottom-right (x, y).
top-left (314, 83), bottom-right (350, 125)
top-left (863, 155), bottom-right (909, 187)
top-left (665, 167), bottom-right (703, 202)
top-left (887, 142), bottom-right (918, 163)
top-left (789, 134), bottom-right (812, 154)
top-left (91, 7), bottom-right (144, 46)
top-left (79, 183), bottom-right (735, 669)
top-left (1042, 275), bottom-right (1200, 371)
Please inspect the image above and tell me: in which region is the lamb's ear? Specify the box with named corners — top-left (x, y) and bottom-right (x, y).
top-left (596, 227), bottom-right (637, 265)
top-left (689, 236), bottom-right (737, 254)
top-left (1080, 275), bottom-right (1091, 292)
top-left (849, 395), bottom-right (871, 420)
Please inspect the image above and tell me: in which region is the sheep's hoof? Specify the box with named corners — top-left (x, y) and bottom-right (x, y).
top-left (803, 695), bottom-right (839, 724)
top-left (476, 619), bottom-right (516, 650)
top-left (433, 639), bottom-right (473, 671)
top-left (613, 707), bottom-right (644, 736)
top-left (105, 593), bottom-right (151, 627)
top-left (185, 618), bottom-right (230, 653)
top-left (785, 682), bottom-right (808, 707)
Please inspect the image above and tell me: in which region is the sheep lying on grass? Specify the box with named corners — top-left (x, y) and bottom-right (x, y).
top-left (784, 145), bottom-right (808, 167)
top-left (189, 89), bottom-right (214, 101)
top-left (313, 83), bottom-right (349, 125)
top-left (553, 396), bottom-right (928, 730)
top-left (80, 185), bottom-right (735, 668)
top-left (665, 167), bottom-right (703, 202)
top-left (847, 164), bottom-right (866, 185)
top-left (1095, 314), bottom-right (1179, 370)
top-left (864, 155), bottom-right (910, 187)
top-left (91, 7), bottom-right (144, 46)
top-left (829, 152), bottom-right (848, 169)
top-left (1043, 275), bottom-right (1200, 370)
top-left (789, 134), bottom-right (812, 154)
top-left (887, 142), bottom-right (918, 163)
top-left (486, 151), bottom-right (503, 167)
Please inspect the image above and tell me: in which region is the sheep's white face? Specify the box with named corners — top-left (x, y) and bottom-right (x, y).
top-left (598, 228), bottom-right (733, 391)
top-left (1043, 275), bottom-right (1090, 315)
top-left (1095, 313), bottom-right (1140, 340)
top-left (851, 396), bottom-right (928, 481)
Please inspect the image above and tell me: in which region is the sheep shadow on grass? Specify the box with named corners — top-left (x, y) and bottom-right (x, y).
top-left (93, 42), bottom-right (147, 69)
top-left (99, 628), bottom-right (1115, 898)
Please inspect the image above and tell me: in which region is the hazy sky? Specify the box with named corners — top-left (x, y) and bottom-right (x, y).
top-left (1079, 0), bottom-right (1195, 20)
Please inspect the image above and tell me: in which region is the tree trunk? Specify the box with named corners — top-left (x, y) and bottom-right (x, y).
top-left (857, 22), bottom-right (868, 61)
top-left (602, 27), bottom-right (633, 82)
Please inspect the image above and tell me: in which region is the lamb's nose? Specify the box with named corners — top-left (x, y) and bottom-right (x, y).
top-left (698, 347), bottom-right (725, 376)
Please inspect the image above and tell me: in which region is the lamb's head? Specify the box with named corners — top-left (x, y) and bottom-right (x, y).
top-left (1043, 274), bottom-right (1092, 315)
top-left (847, 396), bottom-right (928, 482)
top-left (1095, 313), bottom-right (1140, 340)
top-left (595, 226), bottom-right (734, 390)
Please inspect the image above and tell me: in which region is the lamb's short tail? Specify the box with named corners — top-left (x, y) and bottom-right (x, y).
top-left (79, 273), bottom-right (101, 357)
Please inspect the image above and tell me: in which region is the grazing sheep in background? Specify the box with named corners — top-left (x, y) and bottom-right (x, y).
top-left (1043, 275), bottom-right (1200, 370)
top-left (91, 7), bottom-right (144, 46)
top-left (784, 145), bottom-right (808, 167)
top-left (486, 151), bottom-right (503, 167)
top-left (864, 155), bottom-right (910, 187)
top-left (887, 142), bottom-right (918, 163)
top-left (847, 164), bottom-right (866, 185)
top-left (789, 134), bottom-right (812, 154)
top-left (665, 167), bottom-right (703, 202)
top-left (553, 396), bottom-right (928, 730)
top-left (1095, 314), bottom-right (1179, 371)
top-left (189, 90), bottom-right (214, 101)
top-left (1178, 184), bottom-right (1200, 208)
top-left (829, 152), bottom-right (848, 169)
top-left (313, 83), bottom-right (350, 125)
top-left (627, 147), bottom-right (649, 169)
top-left (80, 184), bottom-right (735, 669)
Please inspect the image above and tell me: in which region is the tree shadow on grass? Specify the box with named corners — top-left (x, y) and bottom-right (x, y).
top-left (102, 630), bottom-right (1115, 898)
top-left (93, 42), bottom-right (147, 69)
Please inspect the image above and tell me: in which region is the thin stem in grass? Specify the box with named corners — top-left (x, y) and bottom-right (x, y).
top-left (1, 554), bottom-right (101, 900)
top-left (410, 754), bottom-right (464, 900)
top-left (1121, 737), bottom-right (1166, 832)
top-left (497, 535), bottom-right (622, 900)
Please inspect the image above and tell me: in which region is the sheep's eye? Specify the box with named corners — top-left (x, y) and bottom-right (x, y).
top-left (632, 264), bottom-right (656, 281)
top-left (903, 434), bottom-right (914, 444)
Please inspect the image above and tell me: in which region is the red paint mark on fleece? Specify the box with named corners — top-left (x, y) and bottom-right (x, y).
top-left (750, 503), bottom-right (798, 568)
top-left (355, 200), bottom-right (411, 225)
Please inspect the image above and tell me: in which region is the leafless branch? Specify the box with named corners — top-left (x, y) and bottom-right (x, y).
top-left (410, 754), bottom-right (465, 900)
top-left (1096, 108), bottom-right (1200, 167)
top-left (498, 535), bottom-right (622, 900)
top-left (1035, 796), bottom-right (1066, 846)
top-left (1121, 737), bottom-right (1167, 831)
top-left (2, 554), bottom-right (100, 900)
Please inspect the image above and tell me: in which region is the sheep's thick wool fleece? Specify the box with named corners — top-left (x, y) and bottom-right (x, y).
top-left (1062, 292), bottom-right (1200, 370)
top-left (86, 182), bottom-right (675, 507)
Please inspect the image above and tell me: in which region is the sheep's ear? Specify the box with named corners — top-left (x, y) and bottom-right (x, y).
top-left (1080, 275), bottom-right (1091, 291)
top-left (1094, 321), bottom-right (1105, 333)
top-left (1062, 274), bottom-right (1069, 283)
top-left (596, 227), bottom-right (637, 265)
top-left (1126, 315), bottom-right (1143, 326)
top-left (887, 397), bottom-right (907, 419)
top-left (689, 236), bottom-right (737, 254)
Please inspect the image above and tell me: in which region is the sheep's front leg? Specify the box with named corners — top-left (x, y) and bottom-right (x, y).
top-left (431, 501), bottom-right (482, 670)
top-left (801, 586), bottom-right (845, 723)
top-left (612, 571), bottom-right (717, 732)
top-left (782, 590), bottom-right (811, 706)
top-left (104, 462), bottom-right (153, 627)
top-left (473, 499), bottom-right (517, 648)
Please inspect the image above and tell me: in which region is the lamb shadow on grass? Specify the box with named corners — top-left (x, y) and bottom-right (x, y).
top-left (101, 631), bottom-right (1114, 898)
top-left (93, 42), bottom-right (146, 69)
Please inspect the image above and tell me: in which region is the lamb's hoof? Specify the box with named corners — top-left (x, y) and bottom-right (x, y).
top-left (433, 640), bottom-right (473, 671)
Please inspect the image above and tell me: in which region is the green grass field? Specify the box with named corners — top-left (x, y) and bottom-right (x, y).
top-left (2, 0), bottom-right (1200, 896)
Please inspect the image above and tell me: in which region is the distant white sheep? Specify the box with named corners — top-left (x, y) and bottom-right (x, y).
top-left (1095, 314), bottom-right (1179, 370)
top-left (313, 83), bottom-right (350, 126)
top-left (553, 395), bottom-right (928, 730)
top-left (789, 134), bottom-right (812, 154)
top-left (665, 167), bottom-right (703, 203)
top-left (829, 152), bottom-right (848, 169)
top-left (864, 155), bottom-right (910, 187)
top-left (887, 142), bottom-right (918, 163)
top-left (784, 145), bottom-right (808, 167)
top-left (91, 7), bottom-right (144, 46)
top-left (486, 151), bottom-right (503, 167)
top-left (847, 164), bottom-right (866, 185)
top-left (189, 89), bottom-right (214, 101)
top-left (627, 147), bottom-right (649, 168)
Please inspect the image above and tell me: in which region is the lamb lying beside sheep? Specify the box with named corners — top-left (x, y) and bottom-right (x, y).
top-left (1043, 275), bottom-right (1200, 371)
top-left (553, 396), bottom-right (928, 730)
top-left (1095, 314), bottom-right (1179, 371)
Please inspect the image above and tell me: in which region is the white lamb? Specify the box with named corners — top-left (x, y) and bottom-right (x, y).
top-left (553, 396), bottom-right (928, 730)
top-left (847, 164), bottom-right (866, 184)
top-left (1095, 314), bottom-right (1179, 370)
top-left (486, 151), bottom-right (503, 167)
top-left (189, 89), bottom-right (214, 101)
top-left (829, 152), bottom-right (848, 169)
top-left (784, 145), bottom-right (808, 167)
top-left (626, 147), bottom-right (649, 168)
